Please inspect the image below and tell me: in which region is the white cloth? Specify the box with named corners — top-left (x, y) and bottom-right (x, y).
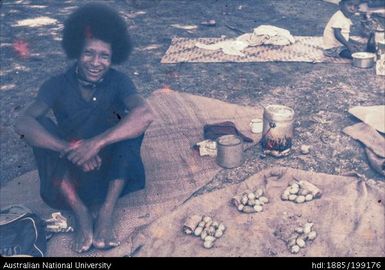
top-left (376, 54), bottom-right (385, 76)
top-left (196, 39), bottom-right (249, 56)
top-left (245, 25), bottom-right (296, 46)
top-left (195, 25), bottom-right (295, 57)
top-left (323, 10), bottom-right (353, 49)
top-left (196, 139), bottom-right (217, 157)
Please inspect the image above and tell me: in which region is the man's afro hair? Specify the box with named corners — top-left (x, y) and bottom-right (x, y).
top-left (62, 2), bottom-right (132, 64)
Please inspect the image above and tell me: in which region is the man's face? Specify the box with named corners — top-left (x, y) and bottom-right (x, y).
top-left (78, 38), bottom-right (112, 82)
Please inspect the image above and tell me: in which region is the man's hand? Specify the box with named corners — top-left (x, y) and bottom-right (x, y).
top-left (348, 42), bottom-right (363, 54)
top-left (63, 139), bottom-right (103, 166)
top-left (81, 155), bottom-right (102, 172)
top-left (348, 43), bottom-right (359, 54)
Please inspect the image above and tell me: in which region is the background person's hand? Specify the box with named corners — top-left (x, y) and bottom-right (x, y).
top-left (348, 43), bottom-right (361, 54)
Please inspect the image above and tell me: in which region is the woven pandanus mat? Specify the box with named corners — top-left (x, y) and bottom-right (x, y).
top-left (161, 36), bottom-right (352, 64)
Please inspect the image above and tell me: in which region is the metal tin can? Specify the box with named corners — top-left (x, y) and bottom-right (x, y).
top-left (216, 135), bottom-right (243, 168)
top-left (375, 29), bottom-right (385, 46)
top-left (249, 118), bottom-right (263, 133)
top-left (261, 105), bottom-right (295, 157)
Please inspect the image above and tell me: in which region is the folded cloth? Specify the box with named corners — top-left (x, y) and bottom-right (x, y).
top-left (343, 122), bottom-right (385, 176)
top-left (348, 105), bottom-right (385, 134)
top-left (195, 139), bottom-right (217, 157)
top-left (343, 122), bottom-right (385, 158)
top-left (196, 39), bottom-right (249, 56)
top-left (195, 25), bottom-right (295, 57)
top-left (243, 25), bottom-right (296, 46)
top-left (365, 147), bottom-right (385, 177)
top-left (204, 121), bottom-right (253, 143)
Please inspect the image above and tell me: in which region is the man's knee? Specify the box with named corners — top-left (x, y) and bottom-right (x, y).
top-left (112, 134), bottom-right (145, 155)
top-left (123, 133), bottom-right (145, 147)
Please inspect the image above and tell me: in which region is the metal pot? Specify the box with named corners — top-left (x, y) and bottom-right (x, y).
top-left (216, 135), bottom-right (243, 168)
top-left (352, 52), bottom-right (376, 68)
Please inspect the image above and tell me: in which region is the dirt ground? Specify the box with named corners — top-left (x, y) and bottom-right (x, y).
top-left (1, 0), bottom-right (384, 190)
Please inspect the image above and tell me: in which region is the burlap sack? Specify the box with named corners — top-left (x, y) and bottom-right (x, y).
top-left (131, 167), bottom-right (385, 257)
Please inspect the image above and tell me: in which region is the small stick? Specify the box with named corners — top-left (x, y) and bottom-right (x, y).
top-left (224, 23), bottom-right (246, 34)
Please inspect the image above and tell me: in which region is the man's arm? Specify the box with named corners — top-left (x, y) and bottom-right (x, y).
top-left (333, 28), bottom-right (356, 53)
top-left (15, 100), bottom-right (68, 153)
top-left (65, 94), bottom-right (154, 166)
top-left (15, 100), bottom-right (101, 172)
top-left (98, 94), bottom-right (154, 147)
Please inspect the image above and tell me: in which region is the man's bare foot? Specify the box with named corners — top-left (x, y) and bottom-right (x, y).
top-left (74, 209), bottom-right (93, 253)
top-left (93, 207), bottom-right (120, 249)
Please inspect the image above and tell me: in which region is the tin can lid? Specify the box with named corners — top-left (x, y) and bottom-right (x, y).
top-left (217, 135), bottom-right (242, 146)
top-left (264, 104), bottom-right (295, 122)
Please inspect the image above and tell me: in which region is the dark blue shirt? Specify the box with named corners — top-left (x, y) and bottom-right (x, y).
top-left (37, 64), bottom-right (137, 140)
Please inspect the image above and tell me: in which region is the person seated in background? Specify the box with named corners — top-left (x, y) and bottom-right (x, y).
top-left (15, 3), bottom-right (154, 253)
top-left (323, 0), bottom-right (375, 58)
